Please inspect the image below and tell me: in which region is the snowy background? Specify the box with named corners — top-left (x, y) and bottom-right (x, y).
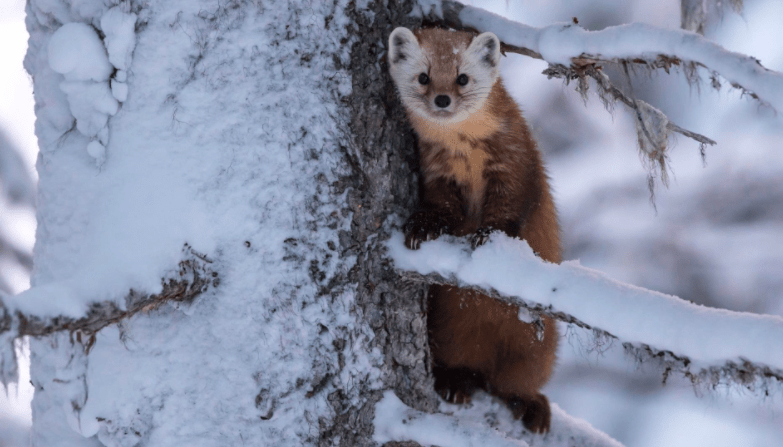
top-left (2, 0), bottom-right (782, 445)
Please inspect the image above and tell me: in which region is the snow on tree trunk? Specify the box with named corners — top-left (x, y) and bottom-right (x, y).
top-left (21, 0), bottom-right (436, 445)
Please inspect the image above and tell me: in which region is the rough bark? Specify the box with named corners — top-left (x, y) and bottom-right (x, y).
top-left (323, 1), bottom-right (441, 445)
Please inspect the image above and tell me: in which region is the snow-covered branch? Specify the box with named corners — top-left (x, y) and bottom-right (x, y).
top-left (374, 391), bottom-right (529, 447)
top-left (0, 246), bottom-right (216, 387)
top-left (373, 391), bottom-right (624, 447)
top-left (387, 232), bottom-right (783, 394)
top-left (424, 0), bottom-right (783, 110)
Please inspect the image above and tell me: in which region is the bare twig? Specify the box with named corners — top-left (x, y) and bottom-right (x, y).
top-left (542, 62), bottom-right (715, 204)
top-left (542, 63), bottom-right (716, 147)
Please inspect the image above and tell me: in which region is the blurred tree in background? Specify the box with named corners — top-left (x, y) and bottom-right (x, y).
top-left (0, 128), bottom-right (35, 295)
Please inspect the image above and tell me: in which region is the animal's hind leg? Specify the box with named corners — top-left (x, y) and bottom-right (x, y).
top-left (432, 365), bottom-right (485, 404)
top-left (501, 393), bottom-right (552, 434)
top-left (486, 316), bottom-right (557, 433)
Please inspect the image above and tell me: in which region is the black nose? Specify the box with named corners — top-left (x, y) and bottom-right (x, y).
top-left (434, 95), bottom-right (451, 108)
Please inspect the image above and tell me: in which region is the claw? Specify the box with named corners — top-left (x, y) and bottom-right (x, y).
top-left (403, 210), bottom-right (449, 250)
top-left (471, 227), bottom-right (493, 249)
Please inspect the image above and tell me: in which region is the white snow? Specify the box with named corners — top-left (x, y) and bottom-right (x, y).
top-left (47, 23), bottom-right (112, 82)
top-left (374, 391), bottom-right (529, 447)
top-left (536, 24), bottom-right (587, 65)
top-left (412, 0), bottom-right (444, 19)
top-left (58, 81), bottom-right (118, 138)
top-left (85, 141), bottom-right (105, 166)
top-left (44, 18), bottom-right (129, 168)
top-left (386, 231), bottom-right (783, 372)
top-left (517, 307), bottom-right (536, 324)
top-left (374, 390), bottom-right (624, 447)
top-left (110, 80), bottom-right (127, 102)
top-left (100, 7), bottom-right (137, 72)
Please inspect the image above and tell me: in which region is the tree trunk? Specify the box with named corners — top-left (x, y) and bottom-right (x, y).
top-left (325, 0), bottom-right (440, 444)
top-left (23, 0), bottom-right (434, 445)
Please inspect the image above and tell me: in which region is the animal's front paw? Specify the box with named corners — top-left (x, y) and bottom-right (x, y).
top-left (404, 210), bottom-right (448, 250)
top-left (470, 227), bottom-right (493, 249)
top-left (503, 393), bottom-right (552, 434)
top-left (433, 366), bottom-right (484, 404)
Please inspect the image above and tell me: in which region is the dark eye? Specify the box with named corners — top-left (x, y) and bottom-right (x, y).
top-left (456, 74), bottom-right (469, 86)
top-left (418, 73), bottom-right (429, 85)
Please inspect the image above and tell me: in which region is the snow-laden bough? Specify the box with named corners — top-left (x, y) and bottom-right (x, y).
top-left (388, 232), bottom-right (783, 394)
top-left (0, 246), bottom-right (217, 388)
top-left (373, 390), bottom-right (624, 447)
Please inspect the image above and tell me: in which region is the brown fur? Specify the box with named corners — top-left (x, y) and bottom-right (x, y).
top-left (391, 28), bottom-right (561, 433)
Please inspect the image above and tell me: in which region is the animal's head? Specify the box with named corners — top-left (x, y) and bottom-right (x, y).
top-left (388, 27), bottom-right (501, 124)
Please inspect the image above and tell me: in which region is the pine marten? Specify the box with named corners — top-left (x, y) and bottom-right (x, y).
top-left (388, 27), bottom-right (561, 434)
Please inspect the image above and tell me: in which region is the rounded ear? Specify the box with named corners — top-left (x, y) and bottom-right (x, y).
top-left (466, 32), bottom-right (501, 68)
top-left (388, 27), bottom-right (419, 65)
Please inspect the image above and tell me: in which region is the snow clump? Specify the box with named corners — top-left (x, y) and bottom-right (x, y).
top-left (58, 80), bottom-right (118, 138)
top-left (47, 16), bottom-right (136, 167)
top-left (111, 79), bottom-right (128, 102)
top-left (100, 7), bottom-right (137, 71)
top-left (48, 22), bottom-right (113, 82)
top-left (86, 141), bottom-right (106, 165)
